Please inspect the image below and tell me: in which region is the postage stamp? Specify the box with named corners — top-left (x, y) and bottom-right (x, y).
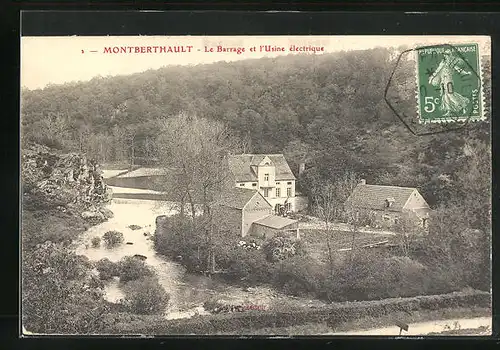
top-left (416, 43), bottom-right (484, 124)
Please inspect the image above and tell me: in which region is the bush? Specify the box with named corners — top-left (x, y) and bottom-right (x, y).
top-left (91, 236), bottom-right (101, 248)
top-left (262, 234), bottom-right (305, 262)
top-left (103, 231), bottom-right (124, 248)
top-left (95, 258), bottom-right (120, 280)
top-left (122, 276), bottom-right (170, 315)
top-left (128, 225), bottom-right (142, 230)
top-left (154, 215), bottom-right (208, 272)
top-left (271, 255), bottom-right (324, 297)
top-left (117, 256), bottom-right (155, 283)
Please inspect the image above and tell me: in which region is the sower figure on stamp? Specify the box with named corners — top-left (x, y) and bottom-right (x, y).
top-left (429, 48), bottom-right (472, 117)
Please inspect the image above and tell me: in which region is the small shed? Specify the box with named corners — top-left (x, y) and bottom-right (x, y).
top-left (251, 215), bottom-right (300, 240)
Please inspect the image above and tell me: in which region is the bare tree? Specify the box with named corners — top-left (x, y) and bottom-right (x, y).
top-left (156, 113), bottom-right (242, 274)
top-left (313, 183), bottom-right (337, 274)
top-left (342, 204), bottom-right (372, 265)
top-left (312, 171), bottom-right (360, 272)
top-left (393, 213), bottom-right (424, 257)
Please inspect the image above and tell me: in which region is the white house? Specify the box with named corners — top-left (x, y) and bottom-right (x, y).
top-left (228, 154), bottom-right (297, 214)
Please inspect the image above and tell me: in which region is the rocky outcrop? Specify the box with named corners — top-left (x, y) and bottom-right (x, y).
top-left (22, 143), bottom-right (113, 223)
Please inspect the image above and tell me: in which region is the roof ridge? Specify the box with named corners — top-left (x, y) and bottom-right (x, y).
top-left (360, 184), bottom-right (417, 190)
top-left (232, 153), bottom-right (285, 156)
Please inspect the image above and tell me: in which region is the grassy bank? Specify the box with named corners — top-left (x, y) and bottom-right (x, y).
top-left (217, 306), bottom-right (490, 335)
top-left (104, 290), bottom-right (491, 335)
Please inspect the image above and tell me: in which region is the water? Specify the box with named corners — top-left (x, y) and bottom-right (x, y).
top-left (74, 192), bottom-right (324, 320)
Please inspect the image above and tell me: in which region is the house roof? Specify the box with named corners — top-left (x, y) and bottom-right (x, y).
top-left (344, 184), bottom-right (418, 212)
top-left (228, 154), bottom-right (296, 182)
top-left (217, 187), bottom-right (261, 210)
top-left (253, 215), bottom-right (298, 229)
top-left (116, 167), bottom-right (168, 178)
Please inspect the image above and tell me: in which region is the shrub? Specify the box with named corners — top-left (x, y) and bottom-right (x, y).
top-left (122, 276), bottom-right (170, 315)
top-left (128, 225), bottom-right (142, 230)
top-left (262, 234), bottom-right (305, 262)
top-left (91, 236), bottom-right (101, 248)
top-left (154, 215), bottom-right (208, 272)
top-left (271, 255), bottom-right (324, 297)
top-left (103, 231), bottom-right (124, 248)
top-left (95, 258), bottom-right (120, 280)
top-left (117, 256), bottom-right (155, 283)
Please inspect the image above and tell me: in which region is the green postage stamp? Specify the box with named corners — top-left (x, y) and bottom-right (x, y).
top-left (416, 43), bottom-right (484, 123)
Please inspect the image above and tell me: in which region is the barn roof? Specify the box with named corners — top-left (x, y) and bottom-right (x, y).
top-left (344, 184), bottom-right (419, 212)
top-left (253, 215), bottom-right (298, 229)
top-left (228, 154), bottom-right (296, 182)
top-left (218, 187), bottom-right (261, 210)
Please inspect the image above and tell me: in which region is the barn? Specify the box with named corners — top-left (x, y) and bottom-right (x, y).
top-left (214, 187), bottom-right (300, 239)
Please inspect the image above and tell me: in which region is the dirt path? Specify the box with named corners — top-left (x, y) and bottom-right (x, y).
top-left (324, 317), bottom-right (491, 336)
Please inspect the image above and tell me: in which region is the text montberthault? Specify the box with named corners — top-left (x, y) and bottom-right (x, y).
top-left (104, 46), bottom-right (194, 54)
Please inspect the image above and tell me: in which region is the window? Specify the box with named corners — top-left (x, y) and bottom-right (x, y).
top-left (264, 173), bottom-right (269, 181)
top-left (252, 183), bottom-right (257, 187)
top-left (239, 183), bottom-right (245, 187)
top-left (286, 187), bottom-right (292, 197)
top-left (287, 181), bottom-right (292, 185)
top-left (263, 188), bottom-right (270, 197)
top-left (276, 182), bottom-right (280, 185)
top-left (276, 188), bottom-right (281, 197)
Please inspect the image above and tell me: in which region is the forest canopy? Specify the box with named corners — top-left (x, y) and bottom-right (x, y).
top-left (20, 47), bottom-right (491, 210)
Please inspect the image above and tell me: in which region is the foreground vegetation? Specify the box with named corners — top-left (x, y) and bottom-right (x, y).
top-left (215, 306), bottom-right (491, 335)
top-left (102, 290), bottom-right (490, 334)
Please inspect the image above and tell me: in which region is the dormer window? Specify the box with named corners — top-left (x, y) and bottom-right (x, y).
top-left (385, 197), bottom-right (395, 208)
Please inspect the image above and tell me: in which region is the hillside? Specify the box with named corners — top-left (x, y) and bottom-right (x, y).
top-left (20, 48), bottom-right (491, 209)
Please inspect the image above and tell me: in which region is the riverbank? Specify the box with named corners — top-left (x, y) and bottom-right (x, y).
top-left (103, 289), bottom-right (491, 335)
top-left (74, 196), bottom-right (331, 320)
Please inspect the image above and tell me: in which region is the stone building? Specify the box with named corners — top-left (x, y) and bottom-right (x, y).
top-left (344, 179), bottom-right (431, 229)
top-left (214, 187), bottom-right (299, 239)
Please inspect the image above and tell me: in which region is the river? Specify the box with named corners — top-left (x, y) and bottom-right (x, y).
top-left (74, 186), bottom-right (327, 320)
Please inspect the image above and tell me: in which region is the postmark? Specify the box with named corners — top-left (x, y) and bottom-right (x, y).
top-left (416, 43), bottom-right (484, 124)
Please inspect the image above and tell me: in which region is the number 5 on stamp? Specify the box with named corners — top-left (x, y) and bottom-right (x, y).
top-left (416, 43), bottom-right (484, 123)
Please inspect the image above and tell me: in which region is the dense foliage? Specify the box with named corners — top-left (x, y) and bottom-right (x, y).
top-left (21, 47), bottom-right (492, 332)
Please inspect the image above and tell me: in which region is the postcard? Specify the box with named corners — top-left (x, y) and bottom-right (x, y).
top-left (20, 34), bottom-right (491, 336)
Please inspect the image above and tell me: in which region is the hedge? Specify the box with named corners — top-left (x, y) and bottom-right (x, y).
top-left (105, 289), bottom-right (491, 335)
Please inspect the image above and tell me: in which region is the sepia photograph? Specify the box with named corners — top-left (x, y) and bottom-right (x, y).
top-left (20, 34), bottom-right (492, 336)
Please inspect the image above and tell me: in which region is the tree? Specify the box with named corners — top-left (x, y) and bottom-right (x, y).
top-left (312, 171), bottom-right (360, 272)
top-left (156, 113), bottom-right (243, 274)
top-left (393, 213), bottom-right (425, 257)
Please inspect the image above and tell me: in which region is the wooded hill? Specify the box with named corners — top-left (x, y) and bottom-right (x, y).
top-left (21, 47), bottom-right (491, 210)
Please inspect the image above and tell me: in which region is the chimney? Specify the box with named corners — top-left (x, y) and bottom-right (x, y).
top-left (360, 179), bottom-right (366, 185)
top-left (298, 163), bottom-right (306, 176)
